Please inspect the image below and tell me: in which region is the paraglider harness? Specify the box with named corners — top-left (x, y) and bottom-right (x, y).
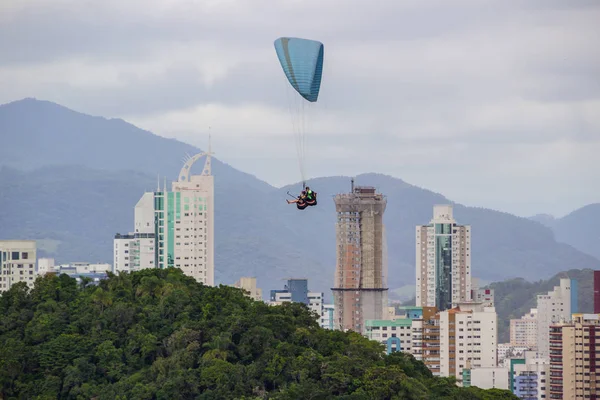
top-left (287, 183), bottom-right (317, 210)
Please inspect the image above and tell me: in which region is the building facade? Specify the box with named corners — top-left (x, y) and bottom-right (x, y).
top-left (0, 240), bottom-right (37, 293)
top-left (321, 304), bottom-right (335, 330)
top-left (416, 205), bottom-right (472, 311)
top-left (549, 314), bottom-right (600, 399)
top-left (114, 233), bottom-right (156, 273)
top-left (471, 278), bottom-right (495, 306)
top-left (332, 181), bottom-right (388, 334)
top-left (510, 308), bottom-right (538, 348)
top-left (595, 271), bottom-right (600, 314)
top-left (365, 318), bottom-right (414, 354)
top-left (536, 278), bottom-right (575, 358)
top-left (463, 367), bottom-right (509, 391)
top-left (233, 277), bottom-right (262, 301)
top-left (269, 279), bottom-right (324, 323)
top-left (114, 147), bottom-right (214, 285)
top-left (438, 302), bottom-right (498, 384)
top-left (37, 257), bottom-right (55, 275)
top-left (409, 307), bottom-right (441, 376)
top-left (509, 351), bottom-right (549, 400)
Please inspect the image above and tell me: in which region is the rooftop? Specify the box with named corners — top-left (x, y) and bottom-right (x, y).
top-left (365, 318), bottom-right (413, 328)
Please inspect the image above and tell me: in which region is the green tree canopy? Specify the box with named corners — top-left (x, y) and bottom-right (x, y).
top-left (0, 269), bottom-right (517, 399)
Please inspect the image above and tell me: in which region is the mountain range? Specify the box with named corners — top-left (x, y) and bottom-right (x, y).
top-left (1, 98), bottom-right (599, 299)
top-left (529, 205), bottom-right (600, 261)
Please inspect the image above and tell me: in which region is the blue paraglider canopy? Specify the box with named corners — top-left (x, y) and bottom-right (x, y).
top-left (274, 37), bottom-right (324, 103)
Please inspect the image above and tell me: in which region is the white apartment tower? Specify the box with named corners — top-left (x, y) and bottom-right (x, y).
top-left (536, 278), bottom-right (573, 358)
top-left (0, 240), bottom-right (37, 293)
top-left (416, 205), bottom-right (472, 311)
top-left (113, 143), bottom-right (215, 286)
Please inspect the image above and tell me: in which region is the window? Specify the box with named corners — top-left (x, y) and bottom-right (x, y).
top-left (21, 252), bottom-right (28, 259)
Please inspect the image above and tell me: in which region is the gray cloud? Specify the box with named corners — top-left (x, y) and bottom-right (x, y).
top-left (0, 0), bottom-right (599, 216)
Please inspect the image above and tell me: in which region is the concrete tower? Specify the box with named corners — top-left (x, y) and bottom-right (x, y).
top-left (332, 179), bottom-right (388, 334)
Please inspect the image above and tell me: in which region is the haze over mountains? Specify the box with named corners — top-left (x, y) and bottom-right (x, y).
top-left (1, 98), bottom-right (599, 298)
top-left (528, 205), bottom-right (600, 261)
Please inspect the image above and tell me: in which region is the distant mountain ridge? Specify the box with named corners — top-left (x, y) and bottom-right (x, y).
top-left (528, 204), bottom-right (600, 261)
top-left (1, 98), bottom-right (599, 298)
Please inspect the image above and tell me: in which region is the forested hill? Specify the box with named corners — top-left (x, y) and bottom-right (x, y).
top-left (0, 269), bottom-right (516, 399)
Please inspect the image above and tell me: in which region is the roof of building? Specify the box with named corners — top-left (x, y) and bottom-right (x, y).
top-left (365, 318), bottom-right (413, 328)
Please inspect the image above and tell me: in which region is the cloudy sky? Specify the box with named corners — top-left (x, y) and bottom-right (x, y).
top-left (1, 0), bottom-right (599, 217)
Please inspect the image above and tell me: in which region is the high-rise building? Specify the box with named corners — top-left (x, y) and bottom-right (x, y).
top-left (332, 180), bottom-right (388, 334)
top-left (416, 205), bottom-right (472, 311)
top-left (549, 314), bottom-right (600, 400)
top-left (536, 278), bottom-right (574, 358)
top-left (233, 277), bottom-right (262, 301)
top-left (438, 302), bottom-right (498, 383)
top-left (595, 271), bottom-right (600, 314)
top-left (410, 307), bottom-right (441, 376)
top-left (0, 240), bottom-right (37, 293)
top-left (510, 308), bottom-right (538, 348)
top-left (114, 145), bottom-right (214, 285)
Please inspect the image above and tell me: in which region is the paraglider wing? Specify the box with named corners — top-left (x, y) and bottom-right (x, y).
top-left (274, 37), bottom-right (324, 102)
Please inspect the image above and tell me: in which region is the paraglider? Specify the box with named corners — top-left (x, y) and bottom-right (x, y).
top-left (274, 37), bottom-right (324, 210)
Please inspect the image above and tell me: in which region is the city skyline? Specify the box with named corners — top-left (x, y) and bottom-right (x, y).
top-left (1, 0), bottom-right (599, 217)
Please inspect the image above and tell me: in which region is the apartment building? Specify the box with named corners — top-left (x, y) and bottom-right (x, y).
top-left (549, 314), bottom-right (600, 399)
top-left (510, 308), bottom-right (538, 348)
top-left (0, 240), bottom-right (37, 293)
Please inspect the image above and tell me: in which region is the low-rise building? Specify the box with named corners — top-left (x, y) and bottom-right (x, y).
top-left (113, 232), bottom-right (155, 273)
top-left (269, 279), bottom-right (323, 325)
top-left (463, 366), bottom-right (509, 390)
top-left (37, 258), bottom-right (55, 275)
top-left (509, 351), bottom-right (549, 400)
top-left (365, 318), bottom-right (414, 354)
top-left (321, 304), bottom-right (335, 330)
top-left (233, 277), bottom-right (262, 301)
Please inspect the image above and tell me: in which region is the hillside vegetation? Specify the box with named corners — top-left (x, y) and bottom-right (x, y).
top-left (488, 268), bottom-right (594, 343)
top-left (0, 269), bottom-right (516, 399)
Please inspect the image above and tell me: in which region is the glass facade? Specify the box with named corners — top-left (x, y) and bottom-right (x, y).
top-left (154, 192), bottom-right (164, 268)
top-left (434, 223), bottom-right (453, 311)
top-left (167, 192), bottom-right (175, 268)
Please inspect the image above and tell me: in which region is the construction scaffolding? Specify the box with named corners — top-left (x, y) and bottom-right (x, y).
top-left (332, 179), bottom-right (388, 333)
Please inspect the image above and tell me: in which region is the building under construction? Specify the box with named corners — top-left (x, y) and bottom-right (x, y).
top-left (332, 179), bottom-right (388, 334)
